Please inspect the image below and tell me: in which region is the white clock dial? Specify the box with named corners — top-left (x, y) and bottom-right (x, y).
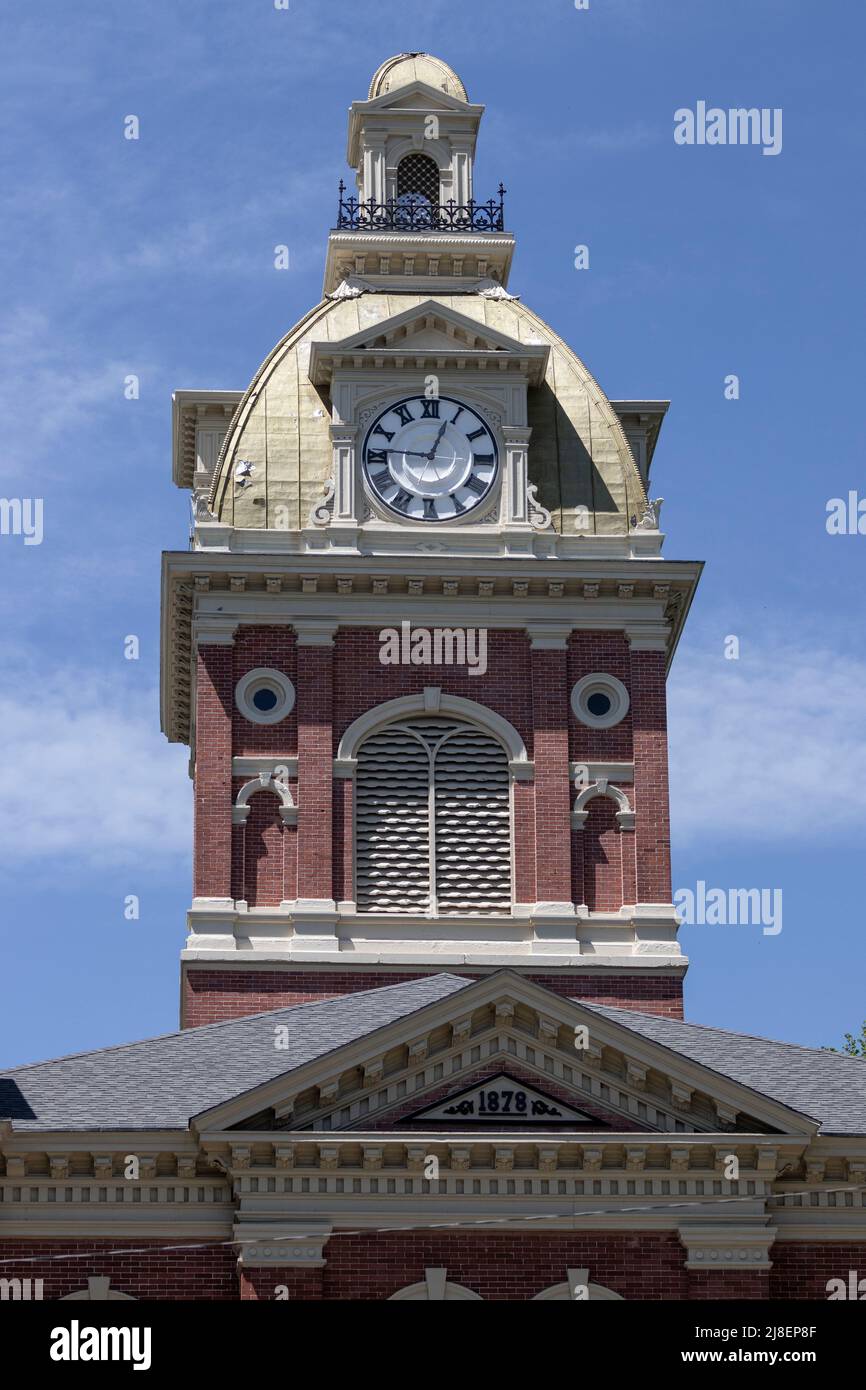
top-left (362, 395), bottom-right (499, 522)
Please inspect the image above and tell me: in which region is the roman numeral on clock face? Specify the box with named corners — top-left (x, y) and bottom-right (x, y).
top-left (367, 449), bottom-right (389, 466)
top-left (393, 403), bottom-right (414, 427)
top-left (421, 398), bottom-right (440, 418)
top-left (423, 497), bottom-right (438, 520)
top-left (474, 454), bottom-right (495, 466)
top-left (463, 473), bottom-right (487, 496)
top-left (370, 469), bottom-right (391, 489)
top-left (466, 427), bottom-right (486, 441)
top-left (372, 425), bottom-right (395, 442)
top-left (391, 488), bottom-right (413, 512)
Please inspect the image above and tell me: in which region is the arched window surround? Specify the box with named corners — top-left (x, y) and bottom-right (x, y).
top-left (340, 690), bottom-right (531, 919)
top-left (336, 689), bottom-right (530, 770)
top-left (389, 1268), bottom-right (482, 1301)
top-left (533, 1269), bottom-right (624, 1301)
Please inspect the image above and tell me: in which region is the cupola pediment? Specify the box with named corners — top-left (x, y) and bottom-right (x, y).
top-left (360, 82), bottom-right (477, 116)
top-left (308, 299), bottom-right (550, 386)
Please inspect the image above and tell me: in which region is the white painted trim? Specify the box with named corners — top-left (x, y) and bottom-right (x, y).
top-left (570, 761), bottom-right (634, 784)
top-left (573, 778), bottom-right (635, 831)
top-left (233, 774), bottom-right (297, 827)
top-left (389, 1269), bottom-right (483, 1301)
top-left (60, 1278), bottom-right (136, 1301)
top-left (533, 1273), bottom-right (624, 1301)
top-left (571, 673), bottom-right (630, 730)
top-left (233, 756), bottom-right (298, 778)
top-left (336, 690), bottom-right (529, 765)
top-left (234, 668), bottom-right (295, 725)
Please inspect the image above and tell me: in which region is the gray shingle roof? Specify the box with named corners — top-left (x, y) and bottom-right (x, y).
top-left (584, 1003), bottom-right (866, 1136)
top-left (0, 974), bottom-right (472, 1132)
top-left (1, 971), bottom-right (864, 1136)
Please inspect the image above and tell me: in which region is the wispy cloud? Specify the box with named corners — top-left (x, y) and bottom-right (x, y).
top-left (0, 661), bottom-right (189, 865)
top-left (669, 635), bottom-right (866, 847)
top-left (0, 307), bottom-right (135, 477)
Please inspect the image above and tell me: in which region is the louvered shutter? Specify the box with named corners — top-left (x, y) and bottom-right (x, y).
top-left (355, 725), bottom-right (431, 913)
top-left (355, 718), bottom-right (512, 916)
top-left (434, 727), bottom-right (511, 914)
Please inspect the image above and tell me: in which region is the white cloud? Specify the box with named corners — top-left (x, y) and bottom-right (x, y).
top-left (669, 637), bottom-right (866, 847)
top-left (0, 664), bottom-right (190, 866)
top-left (0, 307), bottom-right (133, 478)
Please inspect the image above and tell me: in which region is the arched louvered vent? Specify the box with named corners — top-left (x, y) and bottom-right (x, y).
top-left (396, 152), bottom-right (440, 204)
top-left (355, 717), bottom-right (512, 916)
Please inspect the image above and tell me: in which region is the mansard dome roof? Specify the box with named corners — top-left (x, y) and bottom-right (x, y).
top-left (369, 52), bottom-right (468, 101)
top-left (208, 293), bottom-right (647, 536)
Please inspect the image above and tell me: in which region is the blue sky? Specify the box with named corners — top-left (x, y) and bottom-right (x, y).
top-left (1, 0), bottom-right (864, 1066)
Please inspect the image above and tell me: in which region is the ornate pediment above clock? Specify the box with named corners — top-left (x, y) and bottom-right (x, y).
top-left (407, 1074), bottom-right (596, 1125)
top-left (308, 300), bottom-right (549, 386)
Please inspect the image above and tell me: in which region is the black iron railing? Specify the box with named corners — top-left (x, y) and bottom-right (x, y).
top-left (335, 182), bottom-right (506, 233)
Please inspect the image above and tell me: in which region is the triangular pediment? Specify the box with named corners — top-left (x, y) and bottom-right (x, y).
top-left (357, 82), bottom-right (476, 116)
top-left (308, 302), bottom-right (549, 386)
top-left (317, 300), bottom-right (534, 356)
top-left (406, 1074), bottom-right (596, 1125)
top-left (193, 972), bottom-right (818, 1144)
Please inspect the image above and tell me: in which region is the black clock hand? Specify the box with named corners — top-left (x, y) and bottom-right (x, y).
top-left (426, 422), bottom-right (447, 459)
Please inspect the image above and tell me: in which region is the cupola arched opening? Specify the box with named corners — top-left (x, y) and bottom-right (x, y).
top-left (396, 151), bottom-right (440, 206)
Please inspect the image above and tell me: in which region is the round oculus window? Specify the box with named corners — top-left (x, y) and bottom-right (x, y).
top-left (235, 668), bottom-right (295, 725)
top-left (571, 673), bottom-right (630, 730)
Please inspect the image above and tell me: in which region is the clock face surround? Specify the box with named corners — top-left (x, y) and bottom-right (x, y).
top-left (362, 394), bottom-right (499, 523)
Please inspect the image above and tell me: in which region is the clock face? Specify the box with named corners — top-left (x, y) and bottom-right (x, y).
top-left (362, 395), bottom-right (499, 523)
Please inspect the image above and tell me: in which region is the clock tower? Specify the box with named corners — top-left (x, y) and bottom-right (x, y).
top-left (164, 53), bottom-right (701, 1028)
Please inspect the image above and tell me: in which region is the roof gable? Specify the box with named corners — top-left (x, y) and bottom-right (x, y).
top-left (193, 973), bottom-right (818, 1139)
top-left (4, 972), bottom-right (862, 1140)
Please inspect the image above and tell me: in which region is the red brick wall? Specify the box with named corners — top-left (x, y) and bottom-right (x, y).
top-left (244, 791), bottom-right (285, 906)
top-left (583, 796), bottom-right (622, 911)
top-left (770, 1243), bottom-right (866, 1300)
top-left (0, 1241), bottom-right (237, 1301)
top-left (687, 1269), bottom-right (769, 1299)
top-left (198, 625), bottom-right (672, 912)
top-left (4, 1236), bottom-right (864, 1300)
top-left (296, 643), bottom-right (334, 901)
top-left (568, 631), bottom-right (634, 763)
top-left (192, 623), bottom-right (676, 1013)
top-left (182, 966), bottom-right (684, 1026)
top-left (194, 644), bottom-right (234, 899)
top-left (630, 648), bottom-right (672, 903)
top-left (240, 1267), bottom-right (323, 1299)
top-left (231, 627), bottom-right (297, 756)
top-left (315, 1230), bottom-right (687, 1301)
top-left (531, 645), bottom-right (572, 902)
